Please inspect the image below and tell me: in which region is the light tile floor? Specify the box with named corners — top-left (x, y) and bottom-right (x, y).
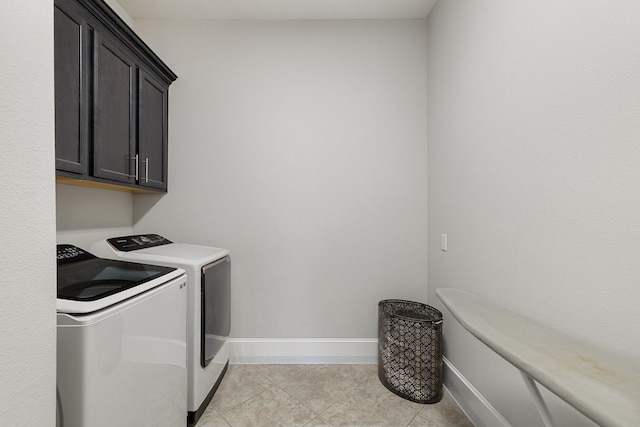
top-left (196, 365), bottom-right (474, 427)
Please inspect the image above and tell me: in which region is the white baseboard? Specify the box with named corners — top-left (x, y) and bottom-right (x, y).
top-left (443, 356), bottom-right (511, 427)
top-left (228, 338), bottom-right (378, 364)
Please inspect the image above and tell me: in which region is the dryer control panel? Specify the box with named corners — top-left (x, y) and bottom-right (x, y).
top-left (107, 234), bottom-right (173, 252)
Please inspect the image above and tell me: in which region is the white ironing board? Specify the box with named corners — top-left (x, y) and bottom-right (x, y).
top-left (436, 288), bottom-right (640, 427)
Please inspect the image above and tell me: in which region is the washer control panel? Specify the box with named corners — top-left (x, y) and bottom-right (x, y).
top-left (107, 234), bottom-right (173, 252)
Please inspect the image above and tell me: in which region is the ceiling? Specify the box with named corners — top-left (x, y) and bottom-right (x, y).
top-left (116, 0), bottom-right (438, 20)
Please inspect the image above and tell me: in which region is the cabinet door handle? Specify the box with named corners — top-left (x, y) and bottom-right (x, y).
top-left (142, 157), bottom-right (149, 183)
top-left (127, 154), bottom-right (139, 180)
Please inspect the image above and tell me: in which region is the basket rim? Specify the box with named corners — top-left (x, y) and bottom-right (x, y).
top-left (378, 299), bottom-right (443, 323)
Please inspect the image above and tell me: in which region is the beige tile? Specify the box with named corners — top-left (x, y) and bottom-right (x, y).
top-left (319, 390), bottom-right (421, 427)
top-left (408, 415), bottom-right (437, 427)
top-left (208, 364), bottom-right (274, 413)
top-left (409, 411), bottom-right (474, 427)
top-left (325, 364), bottom-right (379, 383)
top-left (303, 417), bottom-right (335, 426)
top-left (329, 364), bottom-right (422, 403)
top-left (197, 414), bottom-right (232, 427)
top-left (198, 365), bottom-right (473, 427)
top-left (221, 386), bottom-right (316, 427)
top-left (197, 404), bottom-right (221, 425)
top-left (250, 364), bottom-right (316, 385)
top-left (278, 365), bottom-right (359, 413)
top-left (339, 366), bottom-right (425, 414)
top-left (411, 392), bottom-right (474, 427)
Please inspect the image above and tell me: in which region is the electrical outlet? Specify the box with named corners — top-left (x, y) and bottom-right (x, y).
top-left (441, 234), bottom-right (448, 252)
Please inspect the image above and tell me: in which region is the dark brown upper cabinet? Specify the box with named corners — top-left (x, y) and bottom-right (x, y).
top-left (93, 32), bottom-right (137, 185)
top-left (137, 69), bottom-right (169, 190)
top-left (54, 1), bottom-right (90, 174)
top-left (54, 0), bottom-right (177, 193)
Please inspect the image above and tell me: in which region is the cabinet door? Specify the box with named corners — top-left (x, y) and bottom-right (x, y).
top-left (54, 1), bottom-right (90, 174)
top-left (138, 69), bottom-right (169, 191)
top-left (93, 32), bottom-right (137, 185)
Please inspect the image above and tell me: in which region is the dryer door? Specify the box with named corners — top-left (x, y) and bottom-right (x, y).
top-left (201, 256), bottom-right (231, 367)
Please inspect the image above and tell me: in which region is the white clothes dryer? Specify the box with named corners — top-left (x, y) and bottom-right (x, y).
top-left (56, 244), bottom-right (187, 427)
top-left (91, 234), bottom-right (230, 426)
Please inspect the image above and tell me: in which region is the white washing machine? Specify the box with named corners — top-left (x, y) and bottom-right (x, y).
top-left (56, 244), bottom-right (187, 427)
top-left (91, 234), bottom-right (230, 426)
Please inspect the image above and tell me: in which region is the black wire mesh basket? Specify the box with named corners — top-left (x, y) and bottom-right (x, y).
top-left (378, 299), bottom-right (443, 403)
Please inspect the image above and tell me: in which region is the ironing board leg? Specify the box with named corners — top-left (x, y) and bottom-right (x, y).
top-left (520, 370), bottom-right (555, 427)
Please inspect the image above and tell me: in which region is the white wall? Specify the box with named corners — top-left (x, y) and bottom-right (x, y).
top-left (132, 20), bottom-right (429, 344)
top-left (0, 1), bottom-right (56, 424)
top-left (427, 1), bottom-right (640, 426)
top-left (104, 0), bottom-right (134, 28)
top-left (56, 184), bottom-right (134, 248)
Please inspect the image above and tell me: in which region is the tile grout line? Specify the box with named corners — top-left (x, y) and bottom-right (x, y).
top-left (275, 383), bottom-right (324, 421)
top-left (205, 368), bottom-right (277, 422)
top-left (405, 411), bottom-right (420, 427)
top-left (218, 410), bottom-right (233, 427)
top-left (215, 384), bottom-right (278, 427)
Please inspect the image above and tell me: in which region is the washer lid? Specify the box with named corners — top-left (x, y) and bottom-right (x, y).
top-left (57, 244), bottom-right (182, 314)
top-left (116, 243), bottom-right (229, 264)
